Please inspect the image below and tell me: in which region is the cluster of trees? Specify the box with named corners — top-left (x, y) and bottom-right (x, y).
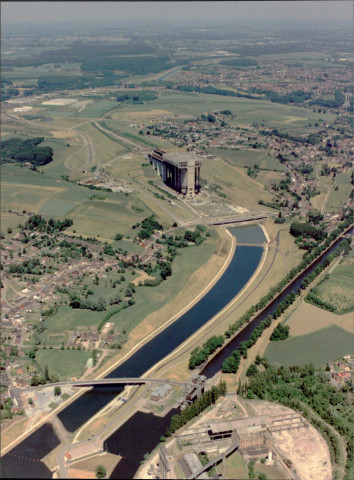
top-left (260, 128), bottom-right (321, 146)
top-left (30, 365), bottom-right (59, 386)
top-left (270, 324), bottom-right (290, 341)
top-left (309, 90), bottom-right (345, 109)
top-left (97, 301), bottom-right (135, 332)
top-left (220, 58), bottom-right (258, 68)
top-left (2, 42), bottom-right (156, 68)
top-left (189, 335), bottom-right (224, 369)
top-left (116, 90), bottom-right (158, 103)
top-left (8, 258), bottom-right (45, 276)
top-left (24, 214), bottom-right (73, 233)
top-left (249, 87), bottom-right (312, 105)
top-left (188, 215), bottom-right (352, 371)
top-left (2, 137), bottom-right (54, 167)
top-left (175, 84), bottom-right (256, 100)
top-left (241, 363), bottom-right (353, 479)
top-left (290, 221), bottom-right (327, 241)
top-left (295, 163), bottom-right (314, 175)
top-left (222, 316), bottom-right (273, 373)
top-left (69, 295), bottom-right (107, 311)
top-left (137, 215), bottom-right (163, 240)
top-left (166, 381), bottom-right (227, 436)
top-left (306, 291), bottom-right (336, 312)
top-left (183, 226), bottom-right (206, 245)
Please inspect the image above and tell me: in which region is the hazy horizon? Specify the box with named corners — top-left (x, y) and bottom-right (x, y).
top-left (1, 1), bottom-right (353, 26)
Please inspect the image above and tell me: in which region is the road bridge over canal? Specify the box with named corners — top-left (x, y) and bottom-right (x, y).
top-left (22, 377), bottom-right (184, 393)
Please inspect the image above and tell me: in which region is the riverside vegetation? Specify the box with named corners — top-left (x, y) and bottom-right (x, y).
top-left (188, 213), bottom-right (353, 370)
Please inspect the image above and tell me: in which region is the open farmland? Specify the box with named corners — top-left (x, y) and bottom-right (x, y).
top-left (65, 194), bottom-right (154, 241)
top-left (307, 252), bottom-right (354, 313)
top-left (1, 165), bottom-right (93, 216)
top-left (212, 148), bottom-right (286, 171)
top-left (284, 301), bottom-right (353, 336)
top-left (264, 325), bottom-right (354, 367)
top-left (325, 170), bottom-right (353, 214)
top-left (116, 91), bottom-right (337, 135)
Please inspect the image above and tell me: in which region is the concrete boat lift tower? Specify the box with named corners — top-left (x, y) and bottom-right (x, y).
top-left (148, 149), bottom-right (202, 198)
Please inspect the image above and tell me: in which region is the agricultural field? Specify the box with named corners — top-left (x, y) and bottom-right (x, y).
top-left (264, 325), bottom-right (354, 367)
top-left (76, 122), bottom-right (128, 164)
top-left (306, 252), bottom-right (354, 313)
top-left (65, 194), bottom-right (154, 241)
top-left (212, 148), bottom-right (286, 171)
top-left (35, 348), bottom-right (91, 381)
top-left (325, 170), bottom-right (353, 214)
top-left (285, 301), bottom-right (353, 336)
top-left (1, 164), bottom-right (93, 217)
top-left (115, 91), bottom-right (336, 134)
top-left (200, 156), bottom-right (274, 210)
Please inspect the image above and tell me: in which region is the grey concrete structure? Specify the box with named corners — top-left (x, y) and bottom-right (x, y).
top-left (148, 149), bottom-right (202, 197)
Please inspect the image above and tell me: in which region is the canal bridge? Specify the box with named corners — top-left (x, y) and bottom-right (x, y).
top-left (23, 377), bottom-right (184, 393)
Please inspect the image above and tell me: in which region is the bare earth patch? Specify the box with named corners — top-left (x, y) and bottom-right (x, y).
top-left (126, 109), bottom-right (173, 119)
top-left (131, 270), bottom-right (155, 286)
top-left (248, 399), bottom-right (332, 480)
top-left (49, 130), bottom-right (79, 139)
top-left (285, 301), bottom-right (353, 335)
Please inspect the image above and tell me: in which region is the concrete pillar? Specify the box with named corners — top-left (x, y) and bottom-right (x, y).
top-left (266, 450), bottom-right (273, 465)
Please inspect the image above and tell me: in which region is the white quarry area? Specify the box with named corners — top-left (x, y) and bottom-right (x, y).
top-left (42, 98), bottom-right (78, 106)
top-left (13, 106), bottom-right (33, 112)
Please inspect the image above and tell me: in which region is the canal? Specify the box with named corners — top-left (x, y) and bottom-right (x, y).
top-left (1, 225), bottom-right (264, 478)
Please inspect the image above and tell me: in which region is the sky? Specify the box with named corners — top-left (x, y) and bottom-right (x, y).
top-left (1, 1), bottom-right (353, 25)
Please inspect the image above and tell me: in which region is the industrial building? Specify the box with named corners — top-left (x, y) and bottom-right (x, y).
top-left (148, 149), bottom-right (202, 197)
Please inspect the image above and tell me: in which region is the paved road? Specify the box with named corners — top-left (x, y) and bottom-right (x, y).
top-left (316, 165), bottom-right (332, 214)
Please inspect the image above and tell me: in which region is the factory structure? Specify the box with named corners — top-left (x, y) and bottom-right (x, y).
top-left (148, 405), bottom-right (309, 479)
top-left (148, 149), bottom-right (202, 198)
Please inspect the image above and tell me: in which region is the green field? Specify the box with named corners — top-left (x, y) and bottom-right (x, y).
top-left (42, 306), bottom-right (105, 335)
top-left (1, 164), bottom-right (94, 216)
top-left (77, 122), bottom-right (128, 163)
top-left (65, 194), bottom-right (154, 240)
top-left (114, 91), bottom-right (336, 135)
top-left (212, 148), bottom-right (286, 171)
top-left (309, 252), bottom-right (354, 313)
top-left (35, 348), bottom-right (90, 380)
top-left (325, 170), bottom-right (353, 214)
top-left (264, 325), bottom-right (354, 367)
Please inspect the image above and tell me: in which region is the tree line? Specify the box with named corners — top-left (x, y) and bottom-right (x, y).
top-left (188, 213), bottom-right (352, 370)
top-left (165, 381), bottom-right (227, 437)
top-left (241, 363), bottom-right (353, 480)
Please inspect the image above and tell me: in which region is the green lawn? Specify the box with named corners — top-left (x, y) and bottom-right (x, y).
top-left (264, 325), bottom-right (354, 367)
top-left (35, 348), bottom-right (90, 380)
top-left (42, 306), bottom-right (105, 334)
top-left (224, 451), bottom-right (248, 479)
